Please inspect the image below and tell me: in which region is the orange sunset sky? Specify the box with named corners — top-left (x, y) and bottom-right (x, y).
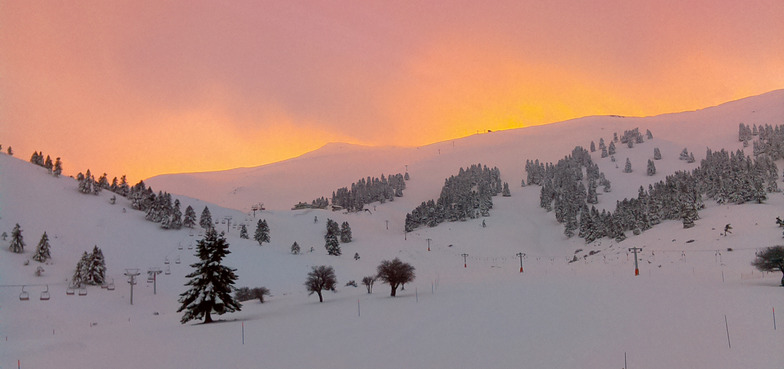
top-left (2, 1), bottom-right (783, 182)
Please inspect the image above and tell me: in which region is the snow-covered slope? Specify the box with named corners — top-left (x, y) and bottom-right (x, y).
top-left (2, 90), bottom-right (784, 368)
top-left (148, 89), bottom-right (784, 212)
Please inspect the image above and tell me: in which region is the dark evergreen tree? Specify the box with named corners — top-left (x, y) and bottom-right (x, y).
top-left (72, 251), bottom-right (90, 287)
top-left (32, 232), bottom-right (52, 262)
top-left (647, 159), bottom-right (656, 176)
top-left (53, 157), bottom-right (62, 177)
top-left (590, 141), bottom-right (596, 152)
top-left (624, 158), bottom-right (632, 173)
top-left (340, 221), bottom-right (352, 243)
top-left (325, 232), bottom-right (341, 256)
top-left (679, 148), bottom-right (690, 160)
top-left (239, 224), bottom-right (249, 239)
top-left (9, 223), bottom-right (24, 253)
top-left (305, 265), bottom-right (337, 302)
top-left (608, 141), bottom-right (616, 155)
top-left (254, 219), bottom-right (270, 245)
top-left (183, 205), bottom-right (197, 228)
top-left (502, 182), bottom-right (511, 197)
top-left (199, 206), bottom-right (213, 230)
top-left (376, 258), bottom-right (416, 297)
top-left (85, 245), bottom-right (106, 285)
top-left (45, 155), bottom-right (53, 173)
top-left (291, 241), bottom-right (301, 254)
top-left (178, 229), bottom-right (241, 324)
top-left (653, 147), bottom-right (662, 160)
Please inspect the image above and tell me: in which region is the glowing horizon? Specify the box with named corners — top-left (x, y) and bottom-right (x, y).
top-left (2, 1), bottom-right (783, 182)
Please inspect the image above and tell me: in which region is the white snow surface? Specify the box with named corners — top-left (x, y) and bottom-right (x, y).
top-left (2, 90), bottom-right (784, 368)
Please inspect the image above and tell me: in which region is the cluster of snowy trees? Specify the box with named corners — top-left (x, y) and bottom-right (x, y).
top-left (328, 173), bottom-right (407, 212)
top-left (75, 169), bottom-right (131, 197)
top-left (127, 180), bottom-right (198, 230)
top-left (405, 164), bottom-right (504, 232)
top-left (750, 123), bottom-right (784, 160)
top-left (530, 139), bottom-right (779, 242)
top-left (72, 246), bottom-right (106, 287)
top-left (7, 224), bottom-right (53, 264)
top-left (254, 219), bottom-right (270, 245)
top-left (29, 151), bottom-right (62, 177)
top-left (323, 219), bottom-right (351, 256)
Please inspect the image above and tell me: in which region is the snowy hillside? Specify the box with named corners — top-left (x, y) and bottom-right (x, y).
top-left (149, 89), bottom-right (784, 212)
top-left (2, 90), bottom-right (784, 368)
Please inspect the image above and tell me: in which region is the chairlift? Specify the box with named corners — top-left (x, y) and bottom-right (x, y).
top-left (19, 286), bottom-right (30, 301)
top-left (164, 257), bottom-right (170, 265)
top-left (66, 284), bottom-right (76, 295)
top-left (40, 285), bottom-right (50, 301)
top-left (165, 266), bottom-right (171, 275)
top-left (178, 242), bottom-right (183, 250)
top-left (187, 241), bottom-right (193, 250)
top-left (175, 256), bottom-right (181, 264)
top-left (107, 279), bottom-right (115, 291)
top-left (78, 287), bottom-right (87, 296)
top-left (101, 280), bottom-right (108, 289)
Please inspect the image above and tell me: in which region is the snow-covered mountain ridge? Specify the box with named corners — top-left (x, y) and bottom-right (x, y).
top-left (147, 89), bottom-right (784, 212)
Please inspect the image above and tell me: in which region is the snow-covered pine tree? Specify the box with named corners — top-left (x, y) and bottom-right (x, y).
top-left (291, 241), bottom-right (300, 254)
top-left (679, 148), bottom-right (689, 160)
top-left (45, 155), bottom-right (53, 173)
top-left (199, 206), bottom-right (213, 230)
top-left (178, 228), bottom-right (241, 324)
top-left (502, 182), bottom-right (511, 197)
top-left (646, 129), bottom-right (653, 139)
top-left (239, 224), bottom-right (249, 239)
top-left (169, 199), bottom-right (183, 229)
top-left (590, 141), bottom-right (596, 152)
top-left (647, 159), bottom-right (656, 176)
top-left (53, 157), bottom-right (62, 177)
top-left (687, 152), bottom-right (695, 163)
top-left (254, 219), bottom-right (270, 245)
top-left (85, 245), bottom-right (106, 285)
top-left (624, 158), bottom-right (633, 173)
top-left (340, 221), bottom-right (352, 243)
top-left (608, 141), bottom-right (616, 155)
top-left (325, 219), bottom-right (341, 256)
top-left (653, 147), bottom-right (662, 160)
top-left (78, 169), bottom-right (93, 194)
top-left (183, 205), bottom-right (197, 228)
top-left (98, 173), bottom-right (109, 190)
top-left (32, 232), bottom-right (52, 262)
top-left (72, 251), bottom-right (90, 287)
top-left (9, 223), bottom-right (24, 253)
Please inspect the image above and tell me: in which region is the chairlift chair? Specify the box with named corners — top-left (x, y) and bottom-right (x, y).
top-left (40, 285), bottom-right (50, 301)
top-left (107, 279), bottom-right (115, 291)
top-left (164, 257), bottom-right (170, 265)
top-left (66, 284), bottom-right (76, 295)
top-left (165, 266), bottom-right (171, 275)
top-left (78, 287), bottom-right (87, 296)
top-left (19, 286), bottom-right (30, 301)
top-left (175, 256), bottom-right (181, 264)
top-left (178, 242), bottom-right (183, 250)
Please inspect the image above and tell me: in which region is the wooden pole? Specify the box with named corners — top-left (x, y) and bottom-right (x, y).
top-left (725, 315), bottom-right (731, 349)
